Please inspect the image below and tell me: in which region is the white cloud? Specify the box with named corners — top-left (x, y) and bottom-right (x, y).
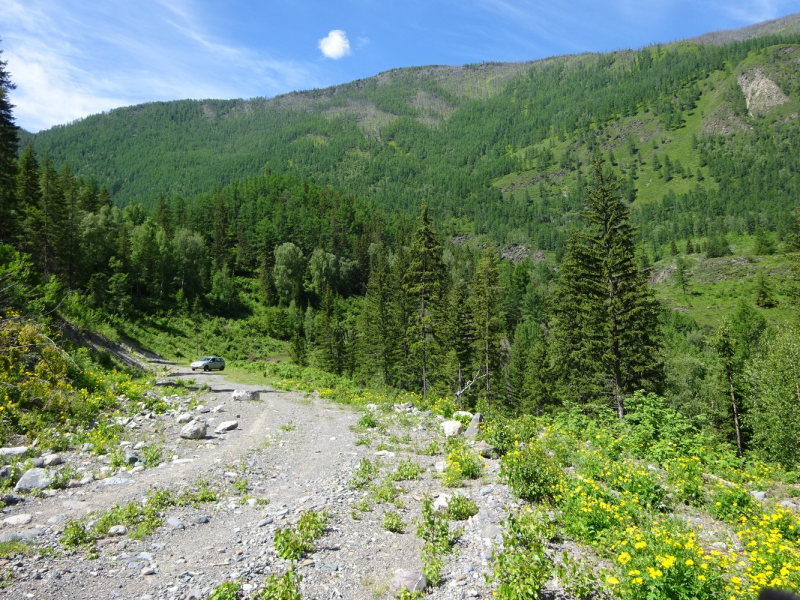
top-left (318, 30), bottom-right (352, 60)
top-left (2, 0), bottom-right (324, 132)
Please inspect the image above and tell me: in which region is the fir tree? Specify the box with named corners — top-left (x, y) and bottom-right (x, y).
top-left (685, 238), bottom-right (694, 254)
top-left (551, 156), bottom-right (662, 418)
top-left (754, 268), bottom-right (776, 308)
top-left (360, 247), bottom-right (399, 385)
top-left (674, 257), bottom-right (690, 296)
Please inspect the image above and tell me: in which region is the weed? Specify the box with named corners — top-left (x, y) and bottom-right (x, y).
top-left (358, 412), bottom-right (379, 428)
top-left (382, 510), bottom-right (405, 533)
top-left (0, 540), bottom-right (32, 558)
top-left (274, 527), bottom-right (312, 561)
top-left (447, 495), bottom-right (478, 521)
top-left (141, 443), bottom-right (163, 468)
top-left (350, 458), bottom-right (377, 489)
top-left (372, 478), bottom-right (402, 504)
top-left (255, 568), bottom-right (302, 600)
top-left (61, 520), bottom-right (96, 550)
top-left (499, 441), bottom-right (563, 503)
top-left (279, 421), bottom-right (296, 432)
top-left (355, 436), bottom-right (371, 447)
top-left (297, 510), bottom-right (326, 541)
top-left (207, 581), bottom-right (242, 600)
top-left (395, 589), bottom-right (425, 600)
top-left (233, 477), bottom-right (248, 495)
top-left (354, 497), bottom-right (372, 512)
top-left (389, 458), bottom-right (424, 481)
top-left (421, 440), bottom-right (439, 456)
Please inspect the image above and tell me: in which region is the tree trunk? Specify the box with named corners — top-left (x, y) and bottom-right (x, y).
top-left (729, 372), bottom-right (743, 457)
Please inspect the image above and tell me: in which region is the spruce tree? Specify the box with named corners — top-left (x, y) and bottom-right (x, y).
top-left (360, 247), bottom-right (399, 385)
top-left (754, 268), bottom-right (776, 308)
top-left (551, 156), bottom-right (662, 418)
top-left (470, 249), bottom-right (505, 408)
top-left (0, 41), bottom-right (18, 244)
top-left (404, 203), bottom-right (444, 398)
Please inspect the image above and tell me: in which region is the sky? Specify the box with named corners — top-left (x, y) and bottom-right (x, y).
top-left (1, 0), bottom-right (797, 132)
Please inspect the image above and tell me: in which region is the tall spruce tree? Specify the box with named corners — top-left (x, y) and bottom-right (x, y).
top-left (470, 249), bottom-right (505, 408)
top-left (551, 156), bottom-right (662, 418)
top-left (0, 41), bottom-right (18, 244)
top-left (360, 247), bottom-right (399, 385)
top-left (404, 203), bottom-right (444, 398)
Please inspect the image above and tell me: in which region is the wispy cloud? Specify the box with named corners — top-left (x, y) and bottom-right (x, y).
top-left (2, 0), bottom-right (323, 132)
top-left (318, 30), bottom-right (352, 60)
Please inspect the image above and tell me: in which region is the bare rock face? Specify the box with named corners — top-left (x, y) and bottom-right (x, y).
top-left (441, 420), bottom-right (463, 437)
top-left (738, 69), bottom-right (790, 116)
top-left (389, 569), bottom-right (427, 595)
top-left (465, 413), bottom-right (484, 439)
top-left (179, 420), bottom-right (207, 440)
top-left (232, 389), bottom-right (259, 402)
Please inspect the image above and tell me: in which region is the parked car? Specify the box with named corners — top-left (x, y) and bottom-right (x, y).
top-left (191, 356), bottom-right (225, 371)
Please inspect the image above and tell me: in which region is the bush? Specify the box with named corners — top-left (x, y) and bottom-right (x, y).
top-left (709, 483), bottom-right (758, 523)
top-left (274, 527), bottom-right (312, 561)
top-left (500, 441), bottom-right (563, 503)
top-left (255, 568), bottom-right (302, 600)
top-left (349, 458), bottom-right (377, 489)
top-left (382, 510), bottom-right (405, 533)
top-left (390, 458), bottom-right (423, 481)
top-left (447, 495), bottom-right (478, 520)
top-left (666, 456), bottom-right (706, 506)
top-left (489, 510), bottom-right (553, 600)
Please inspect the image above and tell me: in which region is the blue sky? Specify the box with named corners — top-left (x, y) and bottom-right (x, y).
top-left (2, 0), bottom-right (797, 132)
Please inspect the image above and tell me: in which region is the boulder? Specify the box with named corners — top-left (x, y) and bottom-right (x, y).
top-left (389, 570), bottom-right (427, 595)
top-left (3, 514), bottom-right (32, 526)
top-left (475, 440), bottom-right (500, 459)
top-left (751, 491), bottom-right (767, 501)
top-left (42, 454), bottom-right (63, 467)
top-left (432, 494), bottom-right (451, 512)
top-left (214, 420), bottom-right (239, 434)
top-left (14, 468), bottom-right (53, 492)
top-left (0, 446), bottom-right (28, 457)
top-left (108, 525), bottom-right (128, 536)
top-left (232, 389), bottom-right (259, 402)
top-left (464, 413), bottom-right (484, 439)
top-left (0, 465), bottom-right (12, 480)
top-left (441, 420), bottom-right (463, 437)
top-left (175, 413), bottom-right (194, 424)
top-left (180, 420), bottom-right (207, 440)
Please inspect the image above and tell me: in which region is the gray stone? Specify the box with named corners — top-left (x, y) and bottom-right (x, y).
top-left (481, 524), bottom-right (503, 539)
top-left (465, 413), bottom-right (484, 439)
top-left (389, 570), bottom-right (427, 594)
top-left (780, 500), bottom-right (798, 510)
top-left (441, 420), bottom-right (463, 437)
top-left (433, 494), bottom-right (451, 512)
top-left (30, 457), bottom-right (45, 467)
top-left (435, 461), bottom-right (446, 473)
top-left (81, 443), bottom-right (94, 453)
top-left (191, 515), bottom-right (210, 525)
top-left (166, 517), bottom-right (185, 530)
top-left (0, 446), bottom-right (28, 457)
top-left (214, 420), bottom-right (239, 434)
top-left (14, 468), bottom-right (53, 492)
top-left (479, 486), bottom-right (493, 496)
top-left (3, 513), bottom-right (32, 526)
top-left (141, 566), bottom-right (156, 576)
top-left (475, 440), bottom-right (499, 459)
top-left (232, 389), bottom-right (259, 402)
top-left (42, 453), bottom-right (63, 467)
top-left (180, 420), bottom-right (207, 440)
top-left (102, 476), bottom-right (133, 486)
top-left (175, 413), bottom-right (193, 424)
top-left (751, 491), bottom-right (767, 501)
top-left (257, 517), bottom-right (273, 527)
top-left (0, 529), bottom-right (43, 543)
top-left (0, 465), bottom-right (12, 480)
top-left (108, 525), bottom-right (128, 536)
top-left (124, 451), bottom-right (140, 465)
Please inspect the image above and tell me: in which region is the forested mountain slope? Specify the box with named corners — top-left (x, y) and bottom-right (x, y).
top-left (23, 16), bottom-right (800, 252)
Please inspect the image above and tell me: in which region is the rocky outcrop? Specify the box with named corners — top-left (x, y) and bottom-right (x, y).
top-left (738, 68), bottom-right (790, 116)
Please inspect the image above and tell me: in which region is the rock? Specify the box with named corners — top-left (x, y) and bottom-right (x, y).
top-left (0, 493), bottom-right (20, 505)
top-left (166, 517), bottom-right (185, 530)
top-left (14, 468), bottom-right (53, 492)
top-left (435, 461), bottom-right (447, 473)
top-left (30, 457), bottom-right (45, 467)
top-left (257, 517), bottom-right (273, 527)
top-left (175, 413), bottom-right (194, 424)
top-left (42, 453), bottom-right (63, 467)
top-left (211, 405), bottom-right (225, 413)
top-left (195, 405), bottom-right (210, 414)
top-left (101, 476), bottom-right (133, 486)
top-left (232, 390), bottom-right (259, 402)
top-left (751, 491), bottom-right (767, 501)
top-left (124, 451), bottom-right (140, 465)
top-left (441, 421), bottom-right (463, 437)
top-left (779, 500), bottom-right (797, 510)
top-left (481, 524), bottom-right (503, 539)
top-left (141, 565), bottom-right (156, 576)
top-left (389, 570), bottom-right (427, 595)
top-left (479, 486), bottom-right (493, 496)
top-left (0, 446), bottom-right (28, 457)
top-left (433, 494), bottom-right (451, 512)
top-left (394, 402), bottom-right (413, 412)
top-left (465, 413), bottom-right (484, 439)
top-left (3, 514), bottom-right (32, 526)
top-left (0, 465), bottom-right (12, 480)
top-left (0, 529), bottom-right (43, 543)
top-left (475, 440), bottom-right (500, 459)
top-left (108, 525), bottom-right (128, 536)
top-left (214, 420), bottom-right (239, 434)
top-left (375, 450), bottom-right (395, 458)
top-left (81, 443), bottom-right (94, 453)
top-left (180, 420), bottom-right (207, 440)
top-left (191, 515), bottom-right (210, 525)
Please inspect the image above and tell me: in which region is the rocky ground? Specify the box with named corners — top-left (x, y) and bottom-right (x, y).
top-left (0, 365), bottom-right (521, 600)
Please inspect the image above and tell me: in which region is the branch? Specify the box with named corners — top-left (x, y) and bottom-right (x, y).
top-left (455, 371), bottom-right (487, 398)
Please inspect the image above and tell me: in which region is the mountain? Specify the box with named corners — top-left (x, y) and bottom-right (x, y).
top-left (21, 16), bottom-right (800, 248)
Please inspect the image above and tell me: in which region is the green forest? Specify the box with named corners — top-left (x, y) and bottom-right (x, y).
top-left (1, 24), bottom-right (800, 600)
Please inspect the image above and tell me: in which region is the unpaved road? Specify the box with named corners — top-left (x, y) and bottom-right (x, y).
top-left (0, 366), bottom-right (510, 600)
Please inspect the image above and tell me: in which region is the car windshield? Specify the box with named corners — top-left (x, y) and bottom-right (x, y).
top-left (199, 357), bottom-right (213, 361)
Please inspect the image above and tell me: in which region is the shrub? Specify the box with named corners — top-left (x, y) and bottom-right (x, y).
top-left (350, 458), bottom-right (376, 489)
top-left (274, 527), bottom-right (311, 561)
top-left (358, 412), bottom-right (378, 428)
top-left (390, 458), bottom-right (423, 481)
top-left (447, 495), bottom-right (478, 521)
top-left (709, 483), bottom-right (758, 523)
top-left (382, 510), bottom-right (405, 533)
top-left (255, 568), bottom-right (301, 600)
top-left (666, 456), bottom-right (706, 506)
top-left (297, 510), bottom-right (326, 541)
top-left (61, 520), bottom-right (96, 550)
top-left (500, 441), bottom-right (563, 503)
top-left (488, 510), bottom-right (553, 600)
top-left (208, 581), bottom-right (242, 600)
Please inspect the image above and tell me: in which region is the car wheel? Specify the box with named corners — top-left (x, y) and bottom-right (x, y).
top-left (191, 368), bottom-right (195, 371)
top-left (219, 367), bottom-right (224, 371)
top-left (204, 366), bottom-right (209, 372)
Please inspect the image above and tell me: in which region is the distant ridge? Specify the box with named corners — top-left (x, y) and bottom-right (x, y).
top-left (689, 13), bottom-right (800, 44)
